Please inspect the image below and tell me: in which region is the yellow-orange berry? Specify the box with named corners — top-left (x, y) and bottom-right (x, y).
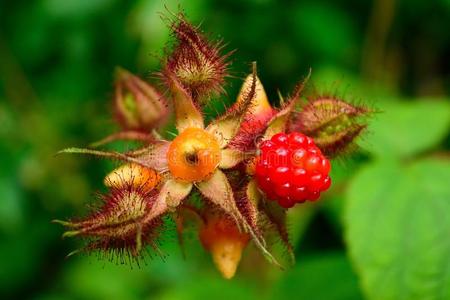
top-left (199, 216), bottom-right (250, 279)
top-left (167, 127), bottom-right (221, 182)
top-left (104, 163), bottom-right (160, 193)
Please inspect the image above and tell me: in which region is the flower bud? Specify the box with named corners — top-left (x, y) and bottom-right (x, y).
top-left (54, 182), bottom-right (162, 260)
top-left (290, 97), bottom-right (369, 156)
top-left (164, 15), bottom-right (230, 102)
top-left (114, 67), bottom-right (168, 131)
top-left (199, 214), bottom-right (250, 279)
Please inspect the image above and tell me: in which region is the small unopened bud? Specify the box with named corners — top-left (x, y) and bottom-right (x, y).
top-left (199, 214), bottom-right (250, 279)
top-left (164, 15), bottom-right (230, 102)
top-left (114, 67), bottom-right (168, 131)
top-left (290, 98), bottom-right (369, 156)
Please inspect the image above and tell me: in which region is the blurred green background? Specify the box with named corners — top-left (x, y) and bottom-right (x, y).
top-left (1, 0), bottom-right (450, 299)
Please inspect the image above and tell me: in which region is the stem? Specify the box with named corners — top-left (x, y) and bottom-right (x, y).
top-left (89, 131), bottom-right (154, 148)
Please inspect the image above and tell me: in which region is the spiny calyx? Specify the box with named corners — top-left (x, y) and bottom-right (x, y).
top-left (164, 14), bottom-right (230, 102)
top-left (54, 182), bottom-right (162, 260)
top-left (290, 97), bottom-right (370, 156)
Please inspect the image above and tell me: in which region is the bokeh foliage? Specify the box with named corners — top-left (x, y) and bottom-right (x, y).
top-left (0, 0), bottom-right (449, 299)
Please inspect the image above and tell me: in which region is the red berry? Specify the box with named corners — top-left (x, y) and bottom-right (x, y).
top-left (254, 132), bottom-right (332, 207)
top-left (288, 132), bottom-right (307, 146)
top-left (271, 133), bottom-right (288, 145)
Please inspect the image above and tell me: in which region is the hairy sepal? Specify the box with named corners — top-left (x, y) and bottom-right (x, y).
top-left (219, 149), bottom-right (245, 169)
top-left (207, 64), bottom-right (261, 149)
top-left (160, 179), bottom-right (193, 209)
top-left (197, 170), bottom-right (281, 268)
top-left (228, 65), bottom-right (275, 151)
top-left (165, 14), bottom-right (230, 103)
top-left (260, 199), bottom-right (295, 264)
top-left (263, 71), bottom-right (311, 140)
top-left (165, 72), bottom-right (204, 132)
top-left (130, 142), bottom-right (171, 172)
top-left (234, 179), bottom-right (263, 241)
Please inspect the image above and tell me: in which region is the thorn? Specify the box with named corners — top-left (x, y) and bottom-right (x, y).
top-left (52, 219), bottom-right (72, 226)
top-left (66, 249), bottom-right (81, 259)
top-left (62, 230), bottom-right (80, 238)
top-left (277, 90), bottom-right (284, 105)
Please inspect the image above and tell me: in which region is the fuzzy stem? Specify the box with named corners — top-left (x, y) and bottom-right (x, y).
top-left (56, 147), bottom-right (146, 166)
top-left (89, 131), bottom-right (154, 148)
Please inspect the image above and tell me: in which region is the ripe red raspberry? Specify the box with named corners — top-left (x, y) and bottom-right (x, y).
top-left (255, 132), bottom-right (331, 208)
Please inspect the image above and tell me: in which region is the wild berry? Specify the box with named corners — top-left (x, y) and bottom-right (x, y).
top-left (167, 127), bottom-right (222, 182)
top-left (55, 11), bottom-right (370, 276)
top-left (255, 132), bottom-right (331, 208)
top-left (199, 213), bottom-right (250, 279)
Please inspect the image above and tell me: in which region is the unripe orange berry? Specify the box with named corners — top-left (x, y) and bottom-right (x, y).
top-left (167, 128), bottom-right (221, 182)
top-left (104, 163), bottom-right (160, 193)
top-left (199, 216), bottom-right (250, 279)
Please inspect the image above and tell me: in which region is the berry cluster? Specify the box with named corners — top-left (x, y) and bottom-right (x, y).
top-left (255, 132), bottom-right (331, 208)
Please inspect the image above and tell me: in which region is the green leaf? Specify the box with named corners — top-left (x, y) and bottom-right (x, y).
top-left (360, 100), bottom-right (450, 158)
top-left (157, 275), bottom-right (257, 300)
top-left (271, 252), bottom-right (363, 300)
top-left (292, 3), bottom-right (358, 62)
top-left (61, 258), bottom-right (148, 300)
top-left (0, 178), bottom-right (24, 233)
top-left (345, 158), bottom-right (450, 300)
